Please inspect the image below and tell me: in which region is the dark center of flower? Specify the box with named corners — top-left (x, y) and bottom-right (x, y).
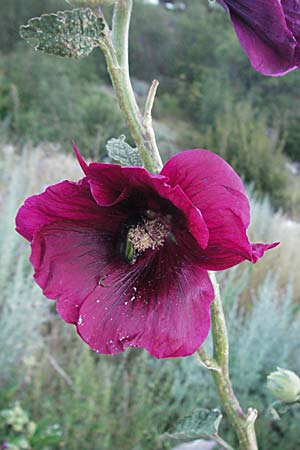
top-left (127, 217), bottom-right (168, 253)
top-left (118, 211), bottom-right (171, 265)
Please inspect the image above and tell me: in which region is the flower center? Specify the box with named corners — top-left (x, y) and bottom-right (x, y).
top-left (127, 217), bottom-right (169, 253)
top-left (117, 210), bottom-right (174, 265)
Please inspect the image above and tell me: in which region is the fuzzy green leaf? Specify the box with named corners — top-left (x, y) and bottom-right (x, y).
top-left (163, 408), bottom-right (222, 442)
top-left (20, 9), bottom-right (104, 58)
top-left (106, 135), bottom-right (143, 167)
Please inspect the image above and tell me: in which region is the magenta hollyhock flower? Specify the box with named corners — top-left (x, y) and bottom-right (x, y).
top-left (16, 148), bottom-right (278, 358)
top-left (219, 0), bottom-right (300, 76)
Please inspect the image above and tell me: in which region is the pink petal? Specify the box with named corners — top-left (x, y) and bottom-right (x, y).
top-left (161, 149), bottom-right (249, 224)
top-left (77, 235), bottom-right (214, 358)
top-left (86, 162), bottom-right (130, 206)
top-left (30, 219), bottom-right (122, 323)
top-left (282, 0), bottom-right (300, 67)
top-left (195, 212), bottom-right (254, 270)
top-left (161, 149), bottom-right (254, 267)
top-left (73, 144), bottom-right (130, 206)
top-left (73, 142), bottom-right (88, 174)
top-left (16, 180), bottom-right (107, 242)
top-left (251, 242), bottom-right (280, 263)
top-left (220, 0), bottom-right (297, 75)
top-left (30, 218), bottom-right (214, 358)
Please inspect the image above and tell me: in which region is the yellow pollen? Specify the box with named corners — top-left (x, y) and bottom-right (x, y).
top-left (127, 218), bottom-right (168, 253)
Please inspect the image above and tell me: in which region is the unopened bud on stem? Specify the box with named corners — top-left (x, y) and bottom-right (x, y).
top-left (267, 367), bottom-right (300, 403)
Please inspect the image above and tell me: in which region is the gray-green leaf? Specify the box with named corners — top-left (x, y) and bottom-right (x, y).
top-left (106, 135), bottom-right (143, 167)
top-left (163, 408), bottom-right (222, 442)
top-left (20, 9), bottom-right (104, 58)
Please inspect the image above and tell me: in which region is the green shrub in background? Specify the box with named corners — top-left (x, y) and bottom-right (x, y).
top-left (284, 115), bottom-right (300, 162)
top-left (0, 46), bottom-right (126, 157)
top-left (0, 402), bottom-right (63, 450)
top-left (176, 102), bottom-right (290, 210)
top-left (0, 0), bottom-right (65, 53)
top-left (1, 0), bottom-right (300, 170)
top-left (130, 2), bottom-right (178, 83)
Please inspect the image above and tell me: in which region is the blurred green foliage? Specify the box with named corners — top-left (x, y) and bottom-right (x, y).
top-left (0, 402), bottom-right (63, 450)
top-left (177, 102), bottom-right (289, 209)
top-left (0, 0), bottom-right (66, 53)
top-left (0, 46), bottom-right (126, 157)
top-left (284, 116), bottom-right (300, 161)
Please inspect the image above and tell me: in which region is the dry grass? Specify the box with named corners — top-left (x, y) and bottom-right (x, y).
top-left (248, 193), bottom-right (300, 300)
top-left (0, 142), bottom-right (82, 194)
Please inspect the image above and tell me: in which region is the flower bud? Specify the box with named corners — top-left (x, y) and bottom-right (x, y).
top-left (66, 0), bottom-right (115, 7)
top-left (267, 367), bottom-right (300, 403)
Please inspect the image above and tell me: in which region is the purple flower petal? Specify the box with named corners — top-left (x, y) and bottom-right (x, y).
top-left (251, 241), bottom-right (279, 263)
top-left (282, 0), bottom-right (300, 65)
top-left (16, 180), bottom-right (105, 242)
top-left (30, 218), bottom-right (214, 358)
top-left (76, 235), bottom-right (214, 359)
top-left (162, 149), bottom-right (278, 269)
top-left (30, 219), bottom-right (122, 323)
top-left (162, 149), bottom-right (254, 267)
top-left (219, 0), bottom-right (298, 75)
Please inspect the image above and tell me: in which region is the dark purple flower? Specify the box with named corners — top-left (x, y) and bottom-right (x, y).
top-left (219, 0), bottom-right (300, 76)
top-left (16, 148), bottom-right (278, 358)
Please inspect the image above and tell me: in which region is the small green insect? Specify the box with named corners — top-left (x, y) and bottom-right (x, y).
top-left (124, 234), bottom-right (137, 264)
top-left (117, 228), bottom-right (137, 265)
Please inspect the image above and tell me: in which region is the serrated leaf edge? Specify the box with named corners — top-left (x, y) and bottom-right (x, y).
top-left (19, 9), bottom-right (104, 58)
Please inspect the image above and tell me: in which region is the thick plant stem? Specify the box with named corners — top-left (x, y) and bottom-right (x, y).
top-left (99, 0), bottom-right (162, 173)
top-left (209, 272), bottom-right (259, 450)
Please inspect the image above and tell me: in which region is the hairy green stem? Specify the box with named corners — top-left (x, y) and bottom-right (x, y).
top-left (99, 0), bottom-right (162, 173)
top-left (209, 272), bottom-right (259, 450)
